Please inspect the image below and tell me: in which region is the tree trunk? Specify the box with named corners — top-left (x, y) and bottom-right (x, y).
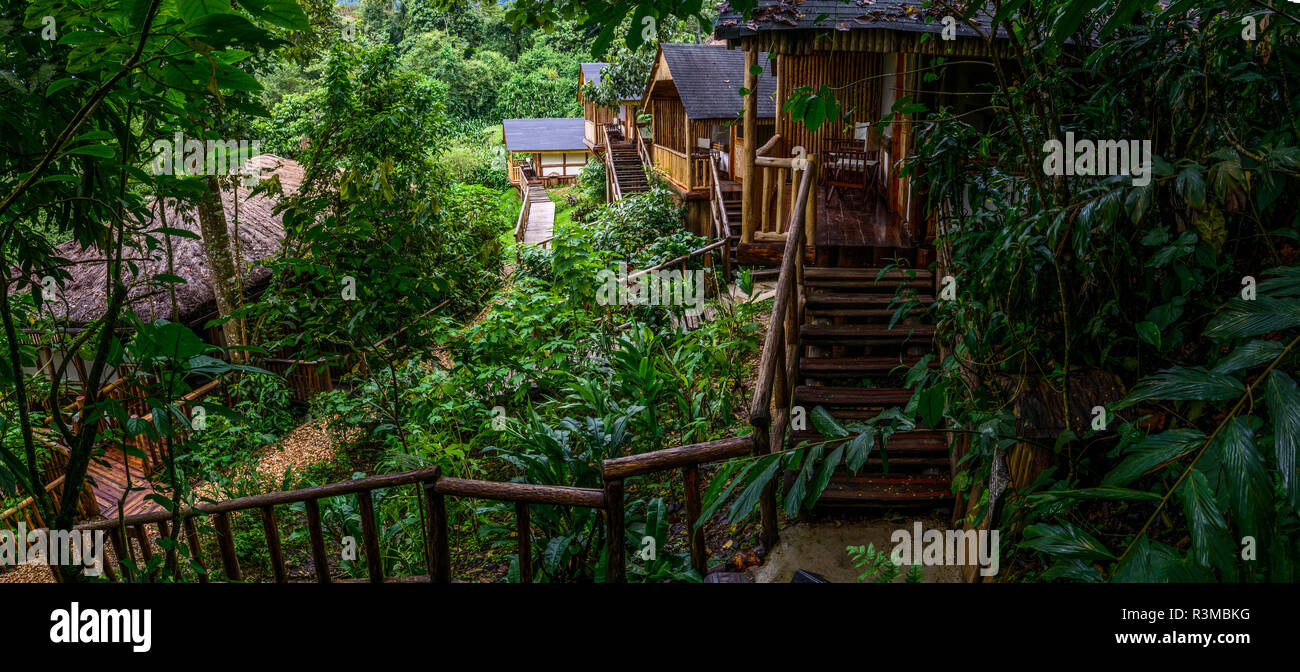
top-left (195, 176), bottom-right (246, 361)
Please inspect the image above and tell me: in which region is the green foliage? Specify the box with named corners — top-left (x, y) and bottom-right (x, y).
top-left (493, 45), bottom-right (582, 119)
top-left (907, 1), bottom-right (1300, 583)
top-left (847, 543), bottom-right (924, 583)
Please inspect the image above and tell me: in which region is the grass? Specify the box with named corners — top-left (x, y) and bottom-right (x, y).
top-left (548, 185), bottom-right (580, 231)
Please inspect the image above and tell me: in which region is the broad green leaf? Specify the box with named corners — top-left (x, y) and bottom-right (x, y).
top-left (1265, 371), bottom-right (1300, 510)
top-left (1103, 428), bottom-right (1204, 486)
top-left (1175, 165), bottom-right (1206, 208)
top-left (235, 0), bottom-right (310, 31)
top-left (1135, 321), bottom-right (1160, 349)
top-left (1211, 339), bottom-right (1284, 374)
top-left (805, 444), bottom-right (844, 511)
top-left (1205, 297), bottom-right (1300, 339)
top-left (695, 459), bottom-right (748, 529)
top-left (845, 427), bottom-right (877, 472)
top-left (63, 144), bottom-right (115, 159)
top-left (1217, 417), bottom-right (1270, 539)
top-left (1120, 366), bottom-right (1244, 406)
top-left (1022, 522), bottom-right (1114, 562)
top-left (727, 454), bottom-right (781, 525)
top-left (810, 405), bottom-right (849, 438)
top-left (1177, 469), bottom-right (1236, 575)
top-left (177, 0), bottom-right (235, 23)
top-left (785, 445), bottom-right (819, 517)
top-left (1042, 558), bottom-right (1104, 582)
top-left (543, 534), bottom-right (572, 573)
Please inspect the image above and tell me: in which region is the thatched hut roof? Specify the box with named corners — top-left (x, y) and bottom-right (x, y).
top-left (38, 155), bottom-right (303, 328)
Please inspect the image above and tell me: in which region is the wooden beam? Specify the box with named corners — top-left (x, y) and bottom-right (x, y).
top-left (740, 46), bottom-right (759, 243)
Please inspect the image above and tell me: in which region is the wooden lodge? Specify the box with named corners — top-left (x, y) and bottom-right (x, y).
top-left (503, 118), bottom-right (592, 190)
top-left (715, 0), bottom-right (1007, 267)
top-left (641, 43), bottom-right (776, 235)
top-left (579, 62), bottom-right (641, 152)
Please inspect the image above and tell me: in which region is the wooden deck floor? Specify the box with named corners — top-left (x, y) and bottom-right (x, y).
top-left (87, 446), bottom-right (160, 518)
top-left (522, 185), bottom-right (554, 245)
top-left (815, 185), bottom-right (915, 249)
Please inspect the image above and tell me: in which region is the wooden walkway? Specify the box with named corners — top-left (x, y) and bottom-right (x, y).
top-left (522, 185), bottom-right (554, 245)
top-left (88, 446), bottom-right (159, 519)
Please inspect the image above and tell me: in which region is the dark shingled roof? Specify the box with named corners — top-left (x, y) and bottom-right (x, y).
top-left (658, 43), bottom-right (776, 120)
top-left (714, 0), bottom-right (1005, 41)
top-left (502, 118), bottom-right (588, 152)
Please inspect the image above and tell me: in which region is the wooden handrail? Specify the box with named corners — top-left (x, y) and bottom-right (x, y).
top-left (602, 436), bottom-right (753, 479)
top-left (626, 239), bottom-right (727, 282)
top-left (69, 433), bottom-right (759, 583)
top-left (748, 162), bottom-right (815, 425)
top-left (743, 156), bottom-right (816, 549)
top-left (433, 477), bottom-right (604, 507)
top-left (514, 186), bottom-right (533, 244)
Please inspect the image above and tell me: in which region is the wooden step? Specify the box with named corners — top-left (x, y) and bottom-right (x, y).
top-left (794, 385), bottom-right (913, 407)
top-left (805, 293), bottom-right (934, 308)
top-left (799, 356), bottom-right (934, 378)
top-left (817, 475), bottom-right (952, 504)
top-left (789, 430), bottom-right (948, 454)
top-left (798, 323), bottom-right (935, 345)
top-left (803, 267), bottom-right (932, 290)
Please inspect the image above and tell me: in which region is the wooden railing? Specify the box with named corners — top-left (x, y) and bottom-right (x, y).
top-left (708, 153), bottom-right (734, 280)
top-left (514, 185), bottom-right (534, 265)
top-left (747, 155), bottom-right (817, 549)
top-left (71, 435), bottom-right (759, 583)
top-left (260, 358), bottom-right (333, 402)
top-left (743, 135), bottom-right (818, 243)
top-left (0, 438), bottom-right (99, 539)
top-left (654, 145), bottom-right (689, 190)
top-left (689, 151), bottom-right (713, 192)
top-left (635, 124), bottom-right (652, 171)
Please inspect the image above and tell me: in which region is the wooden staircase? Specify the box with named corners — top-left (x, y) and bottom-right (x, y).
top-left (747, 154), bottom-right (951, 524)
top-left (605, 124), bottom-right (649, 200)
top-left (792, 266), bottom-right (951, 505)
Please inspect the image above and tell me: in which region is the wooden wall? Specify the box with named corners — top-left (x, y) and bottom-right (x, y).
top-left (652, 96), bottom-right (688, 154)
top-left (774, 51), bottom-right (884, 158)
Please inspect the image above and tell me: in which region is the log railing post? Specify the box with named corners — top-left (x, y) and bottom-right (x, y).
top-left (424, 481), bottom-right (450, 584)
top-left (304, 498), bottom-right (331, 583)
top-left (213, 511), bottom-right (241, 581)
top-left (604, 478), bottom-right (626, 583)
top-left (740, 47), bottom-right (759, 243)
top-left (183, 516), bottom-right (207, 583)
top-left (356, 490), bottom-right (383, 583)
top-left (516, 502), bottom-right (532, 583)
top-left (683, 465), bottom-right (706, 575)
top-left (260, 505), bottom-right (287, 583)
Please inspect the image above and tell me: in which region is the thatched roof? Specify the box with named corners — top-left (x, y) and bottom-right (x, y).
top-left (37, 155), bottom-right (303, 327)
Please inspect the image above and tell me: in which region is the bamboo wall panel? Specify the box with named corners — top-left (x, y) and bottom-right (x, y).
top-left (651, 96), bottom-right (688, 154)
top-left (775, 51), bottom-right (883, 158)
top-left (743, 29), bottom-right (1013, 58)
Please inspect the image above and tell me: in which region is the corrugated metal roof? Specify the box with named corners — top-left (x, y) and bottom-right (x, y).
top-left (714, 0), bottom-right (1004, 41)
top-left (658, 43), bottom-right (776, 120)
top-left (502, 118), bottom-right (588, 152)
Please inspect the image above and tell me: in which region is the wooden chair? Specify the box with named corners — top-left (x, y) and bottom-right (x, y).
top-left (823, 132), bottom-right (881, 203)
